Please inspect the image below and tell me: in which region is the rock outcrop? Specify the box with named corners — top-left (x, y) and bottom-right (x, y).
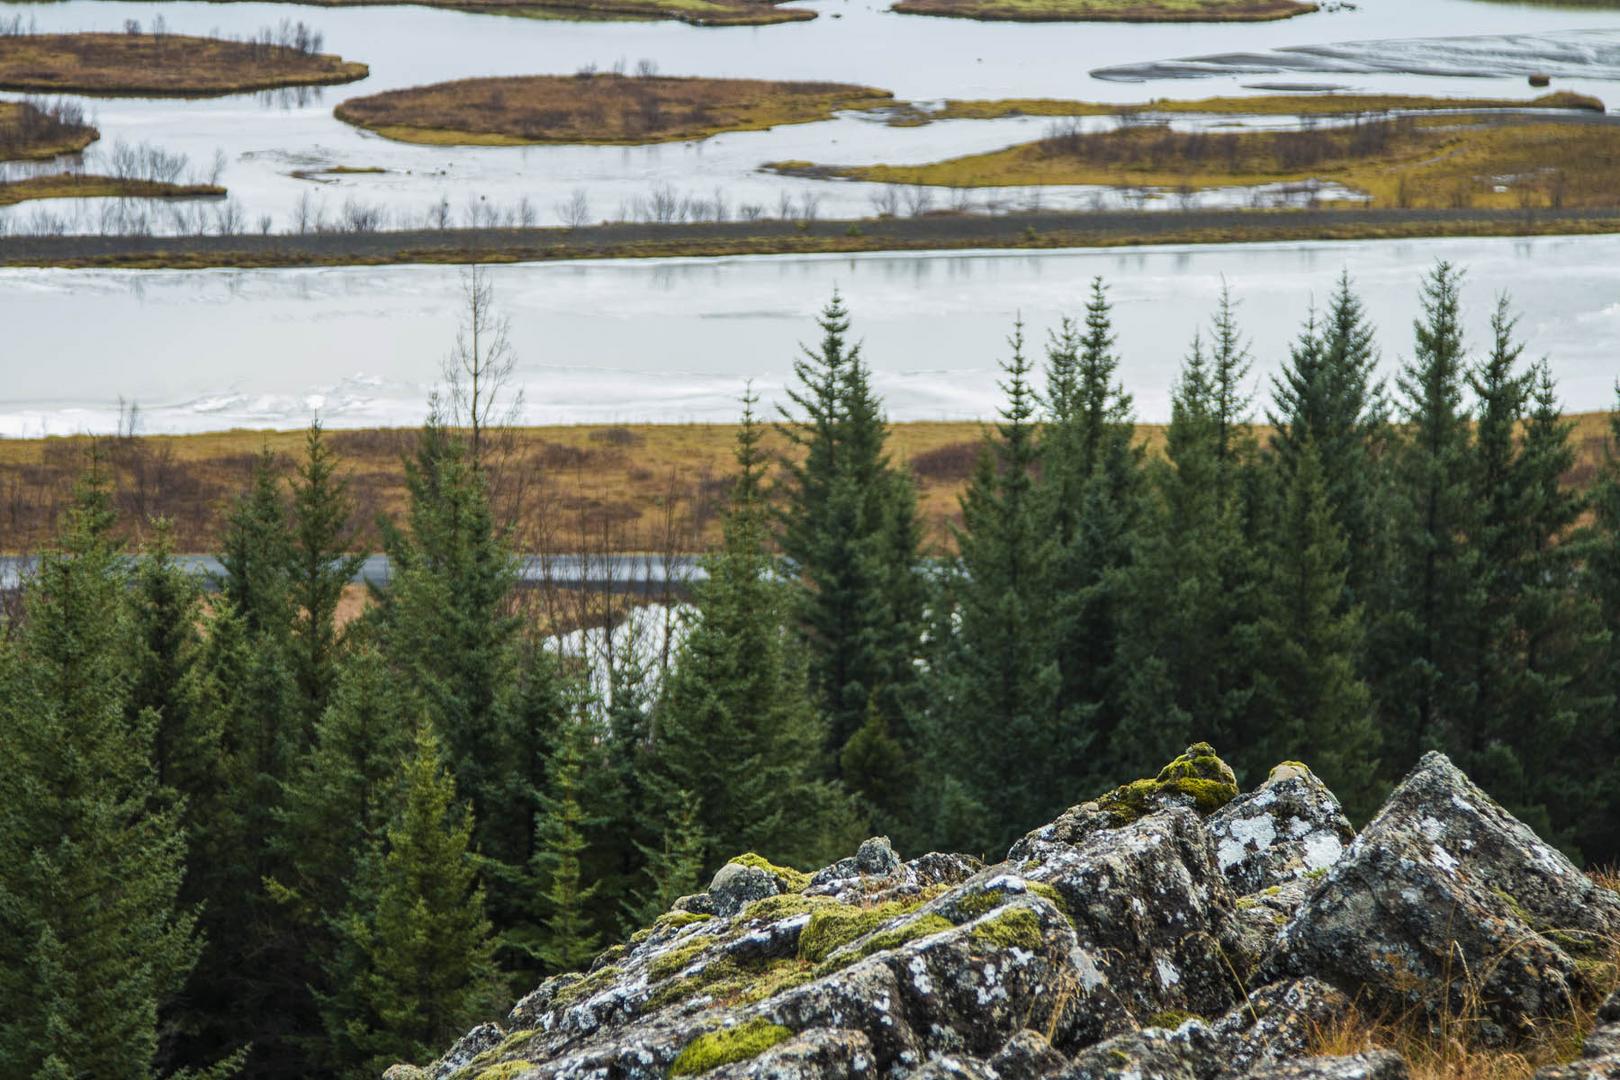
top-left (399, 746), bottom-right (1620, 1080)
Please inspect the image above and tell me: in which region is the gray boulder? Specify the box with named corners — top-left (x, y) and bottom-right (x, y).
top-left (1242, 1051), bottom-right (1409, 1079)
top-left (1208, 762), bottom-right (1354, 896)
top-left (710, 862), bottom-right (783, 917)
top-left (1266, 752), bottom-right (1620, 1042)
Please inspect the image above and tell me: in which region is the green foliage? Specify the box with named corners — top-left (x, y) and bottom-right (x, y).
top-left (287, 418), bottom-right (364, 728)
top-left (648, 394), bottom-right (857, 873)
top-left (321, 726), bottom-right (501, 1079)
top-left (532, 712), bottom-right (604, 973)
top-left (776, 292), bottom-right (925, 823)
top-left (669, 1019), bottom-right (794, 1077)
top-left (0, 468), bottom-right (202, 1079)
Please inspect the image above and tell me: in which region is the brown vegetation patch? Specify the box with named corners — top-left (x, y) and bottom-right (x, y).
top-left (0, 31), bottom-right (367, 96)
top-left (332, 73), bottom-right (892, 146)
top-left (0, 99), bottom-right (97, 161)
top-left (890, 0), bottom-right (1311, 22)
top-left (0, 173), bottom-right (224, 206)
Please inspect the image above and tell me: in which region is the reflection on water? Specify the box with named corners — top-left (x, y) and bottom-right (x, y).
top-left (5, 235), bottom-right (1620, 434)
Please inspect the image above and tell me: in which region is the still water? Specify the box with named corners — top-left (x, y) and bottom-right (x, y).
top-left (5, 234), bottom-right (1620, 434)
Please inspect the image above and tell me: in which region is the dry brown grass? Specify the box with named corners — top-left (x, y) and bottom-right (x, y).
top-left (3, 415), bottom-right (1612, 556)
top-left (0, 100), bottom-right (98, 161)
top-left (890, 0), bottom-right (1312, 22)
top-left (0, 32), bottom-right (367, 96)
top-left (333, 73), bottom-right (892, 146)
top-left (253, 0), bottom-right (813, 26)
top-left (0, 173), bottom-right (224, 206)
top-left (812, 114), bottom-right (1620, 212)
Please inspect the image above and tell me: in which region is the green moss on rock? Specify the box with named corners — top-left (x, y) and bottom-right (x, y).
top-left (1094, 743), bottom-right (1239, 824)
top-left (799, 900), bottom-right (917, 963)
top-left (648, 939), bottom-right (715, 982)
top-left (969, 906), bottom-right (1045, 951)
top-left (550, 964), bottom-right (621, 1008)
top-left (474, 1063), bottom-right (534, 1080)
top-left (1146, 1010), bottom-right (1204, 1029)
top-left (728, 853), bottom-right (811, 892)
top-left (814, 913), bottom-right (955, 974)
top-left (669, 1018), bottom-right (794, 1076)
top-left (744, 894), bottom-right (832, 922)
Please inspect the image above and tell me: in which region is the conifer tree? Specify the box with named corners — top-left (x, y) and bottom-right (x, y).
top-left (0, 470), bottom-right (201, 1079)
top-left (652, 392), bottom-right (851, 871)
top-left (323, 727), bottom-right (500, 1080)
top-left (288, 419), bottom-right (364, 729)
top-left (376, 412), bottom-right (523, 903)
top-left (269, 647), bottom-right (414, 1003)
top-left (532, 712), bottom-right (603, 974)
top-left (927, 324), bottom-right (1061, 848)
top-left (1373, 262), bottom-right (1482, 772)
top-left (1039, 279), bottom-right (1144, 792)
top-left (1579, 387), bottom-right (1620, 860)
top-left (1269, 271), bottom-right (1388, 604)
top-left (1254, 442), bottom-right (1382, 819)
top-left (219, 446), bottom-right (294, 639)
top-left (626, 789), bottom-right (706, 928)
top-left (777, 294), bottom-right (924, 787)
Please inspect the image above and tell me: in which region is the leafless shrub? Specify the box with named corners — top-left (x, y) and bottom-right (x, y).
top-left (557, 188), bottom-right (591, 228)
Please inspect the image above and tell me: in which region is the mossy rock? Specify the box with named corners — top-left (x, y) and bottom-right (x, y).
top-left (669, 1017), bottom-right (794, 1076)
top-left (1094, 743), bottom-right (1239, 824)
top-left (1145, 1010), bottom-right (1204, 1029)
top-left (631, 909), bottom-right (714, 945)
top-left (744, 893), bottom-right (833, 923)
top-left (648, 939), bottom-right (715, 982)
top-left (814, 913), bottom-right (955, 975)
top-left (728, 853), bottom-right (812, 893)
top-left (474, 1063), bottom-right (534, 1080)
top-left (798, 899), bottom-right (919, 963)
top-left (550, 964), bottom-right (621, 1008)
top-left (969, 906), bottom-right (1044, 951)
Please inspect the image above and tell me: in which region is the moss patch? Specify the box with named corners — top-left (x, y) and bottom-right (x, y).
top-left (1093, 743), bottom-right (1239, 823)
top-left (728, 853), bottom-right (812, 893)
top-left (799, 899), bottom-right (922, 963)
top-left (815, 913), bottom-right (956, 974)
top-left (648, 939), bottom-right (716, 981)
top-left (744, 894), bottom-right (833, 923)
top-left (473, 1063), bottom-right (533, 1080)
top-left (669, 1018), bottom-right (794, 1076)
top-left (550, 964), bottom-right (621, 1008)
top-left (1146, 1010), bottom-right (1205, 1028)
top-left (970, 906), bottom-right (1045, 951)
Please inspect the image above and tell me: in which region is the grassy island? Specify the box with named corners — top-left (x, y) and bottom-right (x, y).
top-left (334, 73), bottom-right (892, 146)
top-left (0, 100), bottom-right (99, 161)
top-left (890, 0), bottom-right (1313, 23)
top-left (0, 173), bottom-right (225, 207)
top-left (89, 0), bottom-right (815, 26)
top-left (885, 91), bottom-right (1604, 125)
top-left (0, 32), bottom-right (368, 96)
top-left (774, 114), bottom-right (1620, 211)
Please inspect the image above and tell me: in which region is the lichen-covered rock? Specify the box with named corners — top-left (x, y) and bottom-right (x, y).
top-left (382, 1067), bottom-right (428, 1080)
top-left (427, 1023), bottom-right (503, 1080)
top-left (710, 861), bottom-right (784, 917)
top-left (1012, 744), bottom-right (1240, 856)
top-left (1266, 752), bottom-right (1620, 1042)
top-left (1060, 977), bottom-right (1351, 1080)
top-left (1209, 762), bottom-right (1354, 896)
top-left (987, 1029), bottom-right (1069, 1079)
top-left (1017, 806), bottom-right (1257, 1046)
top-left (1242, 1051), bottom-right (1410, 1079)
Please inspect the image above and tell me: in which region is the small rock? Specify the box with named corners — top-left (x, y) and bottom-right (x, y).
top-left (1243, 1051), bottom-right (1409, 1079)
top-left (856, 836), bottom-right (901, 876)
top-left (382, 1067), bottom-right (428, 1080)
top-left (1535, 1060), bottom-right (1620, 1079)
top-left (1208, 761), bottom-right (1354, 896)
top-left (709, 862), bottom-right (780, 917)
top-left (426, 1021), bottom-right (503, 1080)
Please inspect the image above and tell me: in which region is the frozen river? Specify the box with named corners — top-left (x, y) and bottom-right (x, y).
top-left (5, 234), bottom-right (1620, 435)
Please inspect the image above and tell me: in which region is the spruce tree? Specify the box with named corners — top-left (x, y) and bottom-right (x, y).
top-left (288, 419), bottom-right (364, 729)
top-left (0, 471), bottom-right (201, 1079)
top-left (1579, 388), bottom-right (1620, 862)
top-left (375, 413), bottom-right (524, 921)
top-left (777, 293), bottom-right (924, 793)
top-left (652, 392), bottom-right (851, 871)
top-left (269, 646), bottom-right (414, 1017)
top-left (1039, 279), bottom-right (1144, 794)
top-left (926, 324), bottom-right (1060, 849)
top-left (1269, 270), bottom-right (1389, 606)
top-left (1373, 262), bottom-right (1482, 773)
top-left (1254, 442), bottom-right (1382, 819)
top-left (532, 712), bottom-right (603, 974)
top-left (626, 789), bottom-right (705, 928)
top-left (219, 446), bottom-right (293, 639)
top-left (323, 727), bottom-right (500, 1080)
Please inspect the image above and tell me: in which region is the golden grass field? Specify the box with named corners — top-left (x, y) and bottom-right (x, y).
top-left (0, 32), bottom-right (367, 95)
top-left (0, 100), bottom-right (98, 160)
top-left (333, 74), bottom-right (893, 146)
top-left (0, 173), bottom-right (224, 206)
top-left (781, 113), bottom-right (1620, 212)
top-left (2, 415), bottom-right (1615, 555)
top-left (889, 0), bottom-right (1312, 22)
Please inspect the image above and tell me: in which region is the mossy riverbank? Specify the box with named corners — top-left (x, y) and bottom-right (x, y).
top-left (0, 32), bottom-right (367, 96)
